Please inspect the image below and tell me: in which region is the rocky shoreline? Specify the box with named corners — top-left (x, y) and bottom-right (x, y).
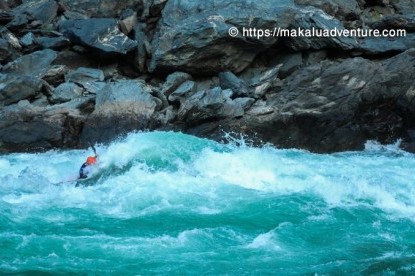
top-left (0, 0), bottom-right (414, 153)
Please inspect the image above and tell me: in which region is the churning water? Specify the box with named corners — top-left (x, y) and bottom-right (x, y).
top-left (1, 131), bottom-right (415, 274)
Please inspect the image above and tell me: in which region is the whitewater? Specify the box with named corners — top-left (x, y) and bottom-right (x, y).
top-left (1, 131), bottom-right (415, 274)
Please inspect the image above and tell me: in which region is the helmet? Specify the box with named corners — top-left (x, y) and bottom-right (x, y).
top-left (86, 156), bottom-right (97, 165)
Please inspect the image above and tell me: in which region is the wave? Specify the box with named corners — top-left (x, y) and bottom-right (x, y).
top-left (0, 131), bottom-right (415, 221)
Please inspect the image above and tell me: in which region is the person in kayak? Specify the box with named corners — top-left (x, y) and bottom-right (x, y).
top-left (79, 146), bottom-right (98, 179)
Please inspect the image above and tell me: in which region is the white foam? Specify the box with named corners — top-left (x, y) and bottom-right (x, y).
top-left (1, 131), bottom-right (415, 222)
top-left (246, 230), bottom-right (281, 251)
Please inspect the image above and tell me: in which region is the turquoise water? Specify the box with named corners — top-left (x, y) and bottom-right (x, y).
top-left (1, 131), bottom-right (415, 274)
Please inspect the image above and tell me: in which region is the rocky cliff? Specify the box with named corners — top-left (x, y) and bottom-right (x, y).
top-left (0, 0), bottom-right (414, 153)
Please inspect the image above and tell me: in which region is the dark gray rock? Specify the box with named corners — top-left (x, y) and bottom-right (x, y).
top-left (371, 14), bottom-right (415, 32)
top-left (149, 0), bottom-right (296, 75)
top-left (94, 80), bottom-right (157, 113)
top-left (274, 52), bottom-right (303, 79)
top-left (0, 11), bottom-right (13, 24)
top-left (65, 67), bottom-right (105, 83)
top-left (43, 65), bottom-right (69, 86)
top-left (294, 0), bottom-right (361, 18)
top-left (36, 36), bottom-right (71, 50)
top-left (0, 38), bottom-right (15, 63)
top-left (178, 87), bottom-right (233, 124)
top-left (219, 71), bottom-right (250, 97)
top-left (168, 80), bottom-right (197, 103)
top-left (150, 0), bottom-right (356, 75)
top-left (141, 0), bottom-right (168, 19)
top-left (12, 0), bottom-right (58, 24)
top-left (1, 49), bottom-right (57, 78)
top-left (65, 67), bottom-right (105, 93)
top-left (304, 50), bottom-right (327, 65)
top-left (2, 31), bottom-right (21, 50)
top-left (6, 0), bottom-right (58, 32)
top-left (0, 73), bottom-right (43, 106)
top-left (357, 34), bottom-right (415, 55)
top-left (284, 7), bottom-right (358, 51)
top-left (59, 0), bottom-right (143, 18)
top-left (232, 97), bottom-right (256, 117)
top-left (50, 82), bottom-right (84, 104)
top-left (161, 72), bottom-right (193, 98)
top-left (82, 81), bottom-right (106, 94)
top-left (59, 19), bottom-right (138, 55)
top-left (194, 49), bottom-right (415, 153)
top-left (134, 23), bottom-right (151, 73)
top-left (240, 66), bottom-right (280, 98)
top-left (0, 98), bottom-right (92, 152)
top-left (81, 80), bottom-right (160, 144)
top-left (178, 87), bottom-right (252, 124)
top-left (119, 11), bottom-right (137, 35)
top-left (392, 0), bottom-right (415, 14)
top-left (20, 32), bottom-right (35, 47)
top-left (63, 11), bottom-right (89, 20)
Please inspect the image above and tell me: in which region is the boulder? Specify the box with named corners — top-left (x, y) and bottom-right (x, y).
top-left (50, 82), bottom-right (84, 104)
top-left (1, 49), bottom-right (57, 78)
top-left (240, 66), bottom-right (280, 98)
top-left (59, 0), bottom-right (144, 18)
top-left (36, 36), bottom-right (71, 50)
top-left (65, 67), bottom-right (105, 94)
top-left (168, 80), bottom-right (197, 103)
top-left (20, 32), bottom-right (35, 47)
top-left (0, 98), bottom-right (92, 152)
top-left (0, 73), bottom-right (43, 106)
top-left (178, 87), bottom-right (252, 125)
top-left (161, 71), bottom-right (193, 97)
top-left (65, 67), bottom-right (105, 83)
top-left (81, 80), bottom-right (160, 144)
top-left (119, 10), bottom-right (137, 35)
top-left (11, 0), bottom-right (58, 25)
top-left (218, 71), bottom-right (250, 97)
top-left (43, 65), bottom-right (69, 86)
top-left (59, 19), bottom-right (138, 55)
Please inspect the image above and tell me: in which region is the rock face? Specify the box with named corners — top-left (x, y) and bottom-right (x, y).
top-left (81, 80), bottom-right (159, 144)
top-left (284, 7), bottom-right (357, 51)
top-left (0, 0), bottom-right (414, 153)
top-left (149, 0), bottom-right (296, 75)
top-left (189, 50), bottom-right (415, 152)
top-left (149, 0), bottom-right (362, 75)
top-left (0, 73), bottom-right (43, 106)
